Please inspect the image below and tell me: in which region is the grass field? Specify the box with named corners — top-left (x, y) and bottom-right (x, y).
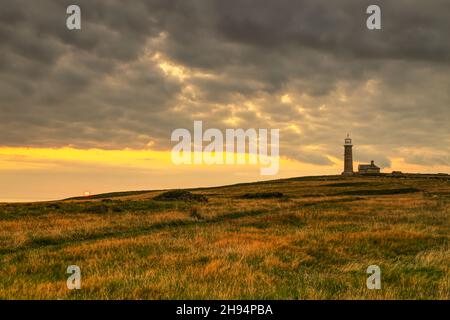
top-left (0, 174), bottom-right (449, 299)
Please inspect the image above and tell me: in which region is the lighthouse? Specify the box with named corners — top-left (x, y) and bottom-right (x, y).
top-left (342, 134), bottom-right (354, 175)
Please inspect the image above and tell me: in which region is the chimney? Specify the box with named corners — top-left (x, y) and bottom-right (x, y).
top-left (371, 160), bottom-right (374, 166)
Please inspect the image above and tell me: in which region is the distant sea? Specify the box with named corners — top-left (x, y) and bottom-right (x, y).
top-left (0, 197), bottom-right (56, 203)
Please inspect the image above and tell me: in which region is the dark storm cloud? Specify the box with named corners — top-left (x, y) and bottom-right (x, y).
top-left (0, 0), bottom-right (449, 168)
top-left (212, 0), bottom-right (450, 62)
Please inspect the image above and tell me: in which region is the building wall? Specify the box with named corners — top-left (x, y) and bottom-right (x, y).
top-left (358, 167), bottom-right (380, 174)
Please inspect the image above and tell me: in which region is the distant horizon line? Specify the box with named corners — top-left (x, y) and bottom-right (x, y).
top-left (2, 171), bottom-right (449, 204)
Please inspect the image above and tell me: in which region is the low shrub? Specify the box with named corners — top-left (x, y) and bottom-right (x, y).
top-left (238, 192), bottom-right (284, 199)
top-left (153, 190), bottom-right (208, 202)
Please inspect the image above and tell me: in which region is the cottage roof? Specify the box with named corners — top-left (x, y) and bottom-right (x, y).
top-left (358, 161), bottom-right (380, 169)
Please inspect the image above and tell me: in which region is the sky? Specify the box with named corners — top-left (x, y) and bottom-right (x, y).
top-left (0, 0), bottom-right (449, 201)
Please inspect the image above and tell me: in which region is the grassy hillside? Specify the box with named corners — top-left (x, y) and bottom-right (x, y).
top-left (0, 175), bottom-right (449, 299)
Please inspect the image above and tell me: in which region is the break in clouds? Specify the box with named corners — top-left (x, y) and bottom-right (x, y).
top-left (0, 0), bottom-right (449, 168)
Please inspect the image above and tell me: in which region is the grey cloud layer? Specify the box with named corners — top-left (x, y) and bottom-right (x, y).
top-left (0, 0), bottom-right (449, 167)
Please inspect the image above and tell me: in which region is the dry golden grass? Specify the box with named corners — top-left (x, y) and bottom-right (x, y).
top-left (0, 175), bottom-right (449, 299)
